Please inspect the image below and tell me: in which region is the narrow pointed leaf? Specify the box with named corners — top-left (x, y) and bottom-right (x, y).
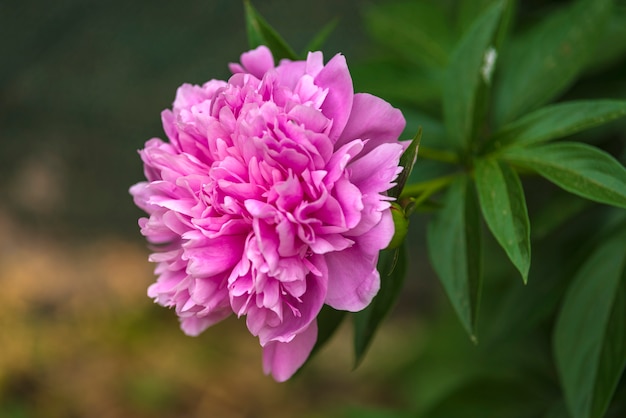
top-left (553, 228), bottom-right (626, 418)
top-left (389, 127), bottom-right (422, 199)
top-left (427, 177), bottom-right (482, 338)
top-left (493, 0), bottom-right (612, 126)
top-left (503, 142), bottom-right (626, 209)
top-left (489, 100), bottom-right (626, 151)
top-left (244, 0), bottom-right (298, 61)
top-left (353, 245), bottom-right (407, 366)
top-left (443, 0), bottom-right (504, 150)
top-left (475, 159), bottom-right (531, 282)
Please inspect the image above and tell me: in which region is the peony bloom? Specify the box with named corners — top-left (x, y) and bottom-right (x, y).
top-left (130, 46), bottom-right (406, 381)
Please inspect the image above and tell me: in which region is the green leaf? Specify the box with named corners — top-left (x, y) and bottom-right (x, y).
top-left (443, 0), bottom-right (504, 150)
top-left (353, 246), bottom-right (407, 366)
top-left (301, 18), bottom-right (338, 55)
top-left (243, 0), bottom-right (298, 61)
top-left (365, 0), bottom-right (453, 69)
top-left (389, 127), bottom-right (422, 199)
top-left (475, 159), bottom-right (531, 283)
top-left (553, 227), bottom-right (626, 418)
top-left (489, 100), bottom-right (626, 151)
top-left (493, 0), bottom-right (612, 126)
top-left (591, 274), bottom-right (626, 418)
top-left (427, 177), bottom-right (482, 339)
top-left (502, 142), bottom-right (626, 209)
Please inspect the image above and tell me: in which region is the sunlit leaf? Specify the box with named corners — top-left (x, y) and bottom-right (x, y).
top-left (553, 227), bottom-right (626, 418)
top-left (488, 100), bottom-right (626, 151)
top-left (427, 177), bottom-right (482, 339)
top-left (475, 159), bottom-right (531, 283)
top-left (502, 142), bottom-right (626, 209)
top-left (443, 0), bottom-right (504, 150)
top-left (244, 0), bottom-right (298, 60)
top-left (493, 0), bottom-right (612, 126)
top-left (353, 246), bottom-right (407, 366)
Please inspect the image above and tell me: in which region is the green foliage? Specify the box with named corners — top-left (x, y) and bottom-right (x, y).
top-left (554, 228), bottom-right (626, 418)
top-left (503, 142), bottom-right (626, 208)
top-left (475, 159), bottom-right (530, 282)
top-left (244, 1), bottom-right (626, 416)
top-left (489, 100), bottom-right (626, 150)
top-left (493, 0), bottom-right (613, 126)
top-left (427, 177), bottom-right (482, 339)
top-left (442, 0), bottom-right (503, 151)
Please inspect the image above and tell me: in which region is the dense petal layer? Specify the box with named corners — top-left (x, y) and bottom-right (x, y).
top-left (130, 45), bottom-right (406, 381)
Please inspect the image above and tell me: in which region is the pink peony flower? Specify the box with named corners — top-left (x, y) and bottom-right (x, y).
top-left (130, 46), bottom-right (406, 381)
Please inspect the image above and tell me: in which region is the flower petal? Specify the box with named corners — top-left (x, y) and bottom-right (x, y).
top-left (337, 93), bottom-right (406, 154)
top-left (262, 320), bottom-right (318, 382)
top-left (233, 45), bottom-right (275, 79)
top-left (314, 54), bottom-right (353, 141)
top-left (323, 245), bottom-right (381, 312)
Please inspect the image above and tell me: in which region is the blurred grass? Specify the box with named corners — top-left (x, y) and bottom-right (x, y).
top-left (0, 208), bottom-right (429, 417)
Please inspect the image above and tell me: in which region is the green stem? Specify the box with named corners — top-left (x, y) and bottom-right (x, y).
top-left (418, 146), bottom-right (460, 164)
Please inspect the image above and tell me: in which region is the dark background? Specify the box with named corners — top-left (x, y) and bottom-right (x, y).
top-left (1, 0), bottom-right (379, 239)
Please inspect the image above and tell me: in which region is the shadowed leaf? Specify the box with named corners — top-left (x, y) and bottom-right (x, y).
top-left (427, 177), bottom-right (482, 338)
top-left (554, 227), bottom-right (626, 418)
